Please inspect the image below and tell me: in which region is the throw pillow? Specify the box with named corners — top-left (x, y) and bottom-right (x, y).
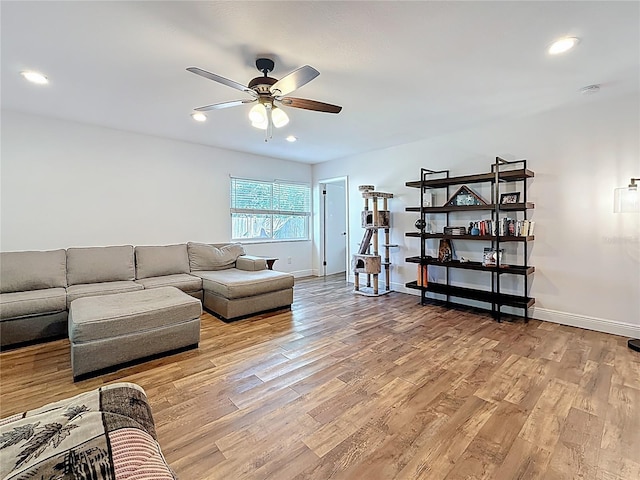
top-left (187, 242), bottom-right (246, 271)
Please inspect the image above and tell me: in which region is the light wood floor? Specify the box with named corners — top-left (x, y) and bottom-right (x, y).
top-left (1, 275), bottom-right (638, 479)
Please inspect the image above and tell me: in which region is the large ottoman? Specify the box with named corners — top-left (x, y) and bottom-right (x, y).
top-left (194, 269), bottom-right (294, 320)
top-left (69, 286), bottom-right (201, 379)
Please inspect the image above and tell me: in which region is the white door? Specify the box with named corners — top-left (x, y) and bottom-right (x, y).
top-left (323, 180), bottom-right (347, 276)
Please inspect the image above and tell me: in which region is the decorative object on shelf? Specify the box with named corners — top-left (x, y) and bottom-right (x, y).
top-left (459, 256), bottom-right (469, 263)
top-left (414, 218), bottom-right (426, 231)
top-left (500, 192), bottom-right (521, 204)
top-left (445, 185), bottom-right (488, 206)
top-left (444, 226), bottom-right (467, 235)
top-left (353, 185), bottom-right (394, 297)
top-left (422, 191), bottom-right (433, 207)
top-left (482, 247), bottom-right (504, 267)
top-left (469, 222), bottom-right (480, 235)
top-left (613, 177), bottom-right (639, 213)
top-left (438, 239), bottom-right (454, 262)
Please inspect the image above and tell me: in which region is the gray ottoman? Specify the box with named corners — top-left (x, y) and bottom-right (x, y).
top-left (69, 286), bottom-right (201, 379)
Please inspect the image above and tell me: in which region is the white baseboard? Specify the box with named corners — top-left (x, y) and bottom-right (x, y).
top-left (385, 279), bottom-right (640, 339)
top-left (532, 308), bottom-right (640, 338)
top-left (290, 269), bottom-right (314, 278)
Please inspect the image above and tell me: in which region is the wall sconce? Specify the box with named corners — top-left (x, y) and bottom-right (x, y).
top-left (613, 176), bottom-right (640, 352)
top-left (614, 178), bottom-right (639, 213)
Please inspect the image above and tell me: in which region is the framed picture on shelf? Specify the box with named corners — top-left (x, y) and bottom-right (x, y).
top-left (482, 248), bottom-right (504, 267)
top-left (500, 192), bottom-right (520, 204)
top-left (445, 185), bottom-right (488, 207)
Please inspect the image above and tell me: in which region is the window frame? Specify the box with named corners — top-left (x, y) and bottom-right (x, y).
top-left (230, 177), bottom-right (311, 243)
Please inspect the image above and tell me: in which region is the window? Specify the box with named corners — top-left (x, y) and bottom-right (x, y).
top-left (230, 177), bottom-right (311, 241)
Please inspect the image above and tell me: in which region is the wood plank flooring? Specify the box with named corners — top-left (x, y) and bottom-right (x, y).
top-left (1, 275), bottom-right (638, 479)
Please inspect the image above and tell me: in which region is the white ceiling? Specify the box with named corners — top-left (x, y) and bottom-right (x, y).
top-left (2, 1), bottom-right (638, 164)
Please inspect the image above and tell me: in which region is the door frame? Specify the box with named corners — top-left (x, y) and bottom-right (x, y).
top-left (318, 176), bottom-right (349, 277)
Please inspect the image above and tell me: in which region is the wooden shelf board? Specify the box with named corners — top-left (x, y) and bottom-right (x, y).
top-left (405, 232), bottom-right (535, 242)
top-left (406, 202), bottom-right (534, 213)
top-left (404, 257), bottom-right (534, 275)
top-left (405, 168), bottom-right (534, 189)
top-left (405, 281), bottom-right (535, 308)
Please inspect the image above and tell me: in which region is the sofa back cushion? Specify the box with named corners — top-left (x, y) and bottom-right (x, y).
top-left (187, 242), bottom-right (245, 271)
top-left (0, 249), bottom-right (67, 293)
top-left (67, 245), bottom-right (135, 285)
top-left (135, 244), bottom-right (190, 279)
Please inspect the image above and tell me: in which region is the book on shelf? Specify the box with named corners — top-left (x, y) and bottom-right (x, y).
top-left (496, 218), bottom-right (535, 237)
top-left (443, 226), bottom-right (466, 235)
top-left (528, 221), bottom-right (535, 236)
top-left (417, 265), bottom-right (428, 287)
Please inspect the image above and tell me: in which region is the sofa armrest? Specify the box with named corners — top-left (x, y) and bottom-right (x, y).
top-left (236, 255), bottom-right (267, 271)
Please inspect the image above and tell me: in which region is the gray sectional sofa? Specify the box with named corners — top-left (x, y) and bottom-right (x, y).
top-left (0, 242), bottom-right (294, 348)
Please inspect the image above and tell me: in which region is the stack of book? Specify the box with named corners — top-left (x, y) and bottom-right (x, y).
top-left (499, 218), bottom-right (535, 237)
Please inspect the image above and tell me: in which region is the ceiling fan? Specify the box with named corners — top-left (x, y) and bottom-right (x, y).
top-left (187, 58), bottom-right (342, 140)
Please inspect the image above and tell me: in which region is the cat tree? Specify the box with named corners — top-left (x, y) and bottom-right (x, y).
top-left (352, 185), bottom-right (394, 296)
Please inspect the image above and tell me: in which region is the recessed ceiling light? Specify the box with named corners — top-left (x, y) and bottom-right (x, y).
top-left (191, 112), bottom-right (207, 122)
top-left (286, 135), bottom-right (297, 143)
top-left (20, 70), bottom-right (48, 85)
top-left (548, 37), bottom-right (580, 55)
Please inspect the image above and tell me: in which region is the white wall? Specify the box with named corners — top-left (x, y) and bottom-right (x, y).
top-left (0, 110), bottom-right (313, 276)
top-left (313, 92), bottom-right (640, 337)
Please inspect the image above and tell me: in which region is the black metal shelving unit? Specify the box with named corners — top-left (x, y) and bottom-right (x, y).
top-left (405, 157), bottom-right (535, 321)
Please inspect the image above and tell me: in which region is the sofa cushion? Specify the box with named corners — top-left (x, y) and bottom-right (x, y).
top-left (135, 244), bottom-right (190, 279)
top-left (0, 288), bottom-right (67, 320)
top-left (67, 245), bottom-right (135, 286)
top-left (69, 287), bottom-right (202, 343)
top-left (188, 242), bottom-right (245, 271)
top-left (195, 269), bottom-right (294, 299)
top-left (0, 249), bottom-right (67, 293)
top-left (66, 281), bottom-right (143, 308)
top-left (135, 274), bottom-right (202, 293)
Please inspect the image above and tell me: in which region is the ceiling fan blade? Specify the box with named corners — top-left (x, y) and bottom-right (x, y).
top-left (278, 97), bottom-right (342, 114)
top-left (270, 65), bottom-right (319, 96)
top-left (194, 99), bottom-right (256, 111)
top-left (187, 67), bottom-right (257, 97)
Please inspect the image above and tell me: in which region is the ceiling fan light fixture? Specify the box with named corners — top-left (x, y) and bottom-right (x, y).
top-left (251, 118), bottom-right (268, 130)
top-left (249, 103), bottom-right (267, 124)
top-left (271, 107), bottom-right (289, 128)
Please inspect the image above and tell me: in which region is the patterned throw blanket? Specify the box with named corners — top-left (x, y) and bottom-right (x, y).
top-left (0, 382), bottom-right (176, 479)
